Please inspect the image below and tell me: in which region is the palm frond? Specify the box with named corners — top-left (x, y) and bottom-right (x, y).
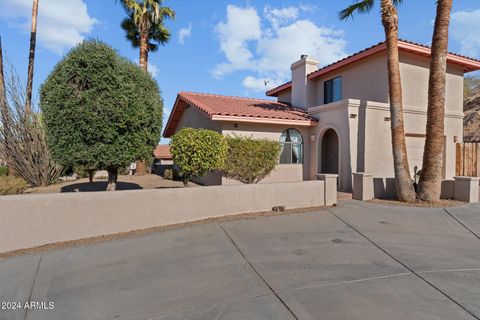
top-left (338, 0), bottom-right (375, 20)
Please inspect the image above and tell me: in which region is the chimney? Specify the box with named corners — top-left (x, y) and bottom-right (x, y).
top-left (290, 54), bottom-right (319, 109)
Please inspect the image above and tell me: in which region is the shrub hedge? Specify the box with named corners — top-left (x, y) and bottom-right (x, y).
top-left (223, 136), bottom-right (280, 184)
top-left (170, 128), bottom-right (227, 184)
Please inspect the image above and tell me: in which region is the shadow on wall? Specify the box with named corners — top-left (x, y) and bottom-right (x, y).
top-left (61, 182), bottom-right (143, 192)
top-left (373, 177), bottom-right (397, 199)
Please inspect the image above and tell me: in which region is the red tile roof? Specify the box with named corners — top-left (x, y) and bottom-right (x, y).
top-left (163, 92), bottom-right (317, 137)
top-left (153, 145), bottom-right (172, 159)
top-left (267, 39), bottom-right (480, 97)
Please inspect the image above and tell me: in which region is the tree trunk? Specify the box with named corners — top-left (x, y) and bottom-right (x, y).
top-left (134, 25), bottom-right (149, 175)
top-left (88, 170), bottom-right (94, 183)
top-left (418, 0), bottom-right (453, 201)
top-left (25, 0), bottom-right (39, 115)
top-left (139, 27), bottom-right (149, 71)
top-left (380, 0), bottom-right (416, 202)
top-left (106, 168), bottom-right (118, 191)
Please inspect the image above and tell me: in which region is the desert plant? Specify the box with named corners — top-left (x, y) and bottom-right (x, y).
top-left (0, 176), bottom-right (28, 195)
top-left (0, 44), bottom-right (63, 187)
top-left (170, 128), bottom-right (227, 185)
top-left (40, 40), bottom-right (163, 191)
top-left (223, 136), bottom-right (280, 184)
top-left (163, 168), bottom-right (173, 180)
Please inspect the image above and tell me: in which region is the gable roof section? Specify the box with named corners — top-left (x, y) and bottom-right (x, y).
top-left (163, 92), bottom-right (317, 137)
top-left (266, 39), bottom-right (480, 97)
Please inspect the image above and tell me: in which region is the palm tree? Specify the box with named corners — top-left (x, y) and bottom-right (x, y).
top-left (118, 0), bottom-right (174, 175)
top-left (417, 0), bottom-right (453, 201)
top-left (118, 0), bottom-right (174, 72)
top-left (339, 0), bottom-right (416, 202)
top-left (121, 12), bottom-right (171, 70)
top-left (25, 0), bottom-right (39, 115)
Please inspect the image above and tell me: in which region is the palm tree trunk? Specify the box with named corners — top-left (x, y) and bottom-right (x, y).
top-left (417, 0), bottom-right (453, 201)
top-left (139, 26), bottom-right (149, 71)
top-left (380, 0), bottom-right (416, 202)
top-left (25, 0), bottom-right (39, 115)
top-left (135, 25), bottom-right (149, 175)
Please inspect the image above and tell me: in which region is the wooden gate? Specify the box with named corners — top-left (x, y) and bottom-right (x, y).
top-left (456, 143), bottom-right (480, 176)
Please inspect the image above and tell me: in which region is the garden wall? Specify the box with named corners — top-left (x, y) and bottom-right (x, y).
top-left (0, 180), bottom-right (334, 254)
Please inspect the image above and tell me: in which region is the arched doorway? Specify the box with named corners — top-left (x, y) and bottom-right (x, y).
top-left (321, 129), bottom-right (339, 174)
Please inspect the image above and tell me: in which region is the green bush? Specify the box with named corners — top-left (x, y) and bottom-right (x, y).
top-left (163, 168), bottom-right (173, 180)
top-left (170, 128), bottom-right (228, 184)
top-left (40, 40), bottom-right (163, 191)
top-left (0, 166), bottom-right (8, 176)
top-left (0, 176), bottom-right (28, 195)
top-left (223, 136), bottom-right (280, 184)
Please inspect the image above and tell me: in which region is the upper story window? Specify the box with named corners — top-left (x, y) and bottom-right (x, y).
top-left (279, 129), bottom-right (303, 164)
top-left (324, 76), bottom-right (342, 104)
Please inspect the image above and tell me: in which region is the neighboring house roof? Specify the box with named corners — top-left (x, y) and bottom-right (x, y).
top-left (153, 145), bottom-right (172, 159)
top-left (163, 92), bottom-right (317, 137)
top-left (266, 39), bottom-right (480, 97)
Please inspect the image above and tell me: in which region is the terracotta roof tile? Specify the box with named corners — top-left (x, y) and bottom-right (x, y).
top-left (179, 92), bottom-right (315, 121)
top-left (163, 92), bottom-right (316, 137)
top-left (153, 145), bottom-right (172, 159)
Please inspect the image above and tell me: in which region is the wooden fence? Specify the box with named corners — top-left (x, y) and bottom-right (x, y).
top-left (456, 142), bottom-right (480, 177)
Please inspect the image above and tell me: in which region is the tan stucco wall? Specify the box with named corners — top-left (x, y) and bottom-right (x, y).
top-left (0, 181), bottom-right (331, 254)
top-left (308, 52), bottom-right (389, 108)
top-left (308, 99), bottom-right (463, 191)
top-left (399, 52), bottom-right (464, 113)
top-left (174, 104), bottom-right (221, 134)
top-left (277, 89), bottom-right (292, 104)
top-left (222, 122), bottom-right (312, 183)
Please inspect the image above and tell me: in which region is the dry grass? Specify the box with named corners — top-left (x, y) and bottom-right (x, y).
top-left (0, 176), bottom-right (28, 195)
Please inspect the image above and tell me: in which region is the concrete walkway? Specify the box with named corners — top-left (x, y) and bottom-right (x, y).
top-left (1, 201), bottom-right (480, 320)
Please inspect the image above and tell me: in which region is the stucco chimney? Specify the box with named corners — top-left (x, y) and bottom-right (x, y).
top-left (290, 55), bottom-right (319, 109)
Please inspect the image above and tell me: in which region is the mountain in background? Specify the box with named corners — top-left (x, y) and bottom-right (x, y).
top-left (464, 75), bottom-right (480, 142)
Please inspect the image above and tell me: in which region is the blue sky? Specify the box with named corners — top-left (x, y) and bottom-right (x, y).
top-left (0, 0), bottom-right (479, 141)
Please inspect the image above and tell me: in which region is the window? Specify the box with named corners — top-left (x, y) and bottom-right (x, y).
top-left (324, 76), bottom-right (342, 104)
top-left (279, 129), bottom-right (303, 164)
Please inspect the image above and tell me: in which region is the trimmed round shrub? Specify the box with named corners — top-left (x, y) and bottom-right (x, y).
top-left (223, 136), bottom-right (280, 184)
top-left (170, 128), bottom-right (227, 184)
top-left (40, 40), bottom-right (163, 190)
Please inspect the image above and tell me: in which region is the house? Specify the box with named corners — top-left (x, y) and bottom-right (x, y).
top-left (152, 144), bottom-right (173, 175)
top-left (163, 39), bottom-right (480, 190)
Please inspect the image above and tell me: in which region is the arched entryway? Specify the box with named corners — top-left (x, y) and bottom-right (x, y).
top-left (321, 129), bottom-right (339, 174)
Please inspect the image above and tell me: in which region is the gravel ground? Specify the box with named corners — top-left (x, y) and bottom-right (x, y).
top-left (368, 198), bottom-right (466, 208)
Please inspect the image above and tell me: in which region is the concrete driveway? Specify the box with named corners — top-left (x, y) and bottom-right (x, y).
top-left (1, 201), bottom-right (480, 320)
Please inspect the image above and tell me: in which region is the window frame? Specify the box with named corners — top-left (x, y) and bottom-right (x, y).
top-left (323, 76), bottom-right (342, 104)
top-left (279, 128), bottom-right (304, 164)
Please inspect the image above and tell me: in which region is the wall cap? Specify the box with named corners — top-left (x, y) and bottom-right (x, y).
top-left (454, 176), bottom-right (480, 181)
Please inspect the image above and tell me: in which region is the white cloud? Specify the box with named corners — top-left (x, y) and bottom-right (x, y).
top-left (0, 0), bottom-right (97, 54)
top-left (213, 5), bottom-right (347, 92)
top-left (178, 24), bottom-right (192, 44)
top-left (213, 5), bottom-right (262, 77)
top-left (451, 9), bottom-right (480, 58)
top-left (242, 76), bottom-right (283, 92)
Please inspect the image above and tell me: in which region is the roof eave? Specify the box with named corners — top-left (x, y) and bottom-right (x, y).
top-left (211, 115), bottom-right (317, 127)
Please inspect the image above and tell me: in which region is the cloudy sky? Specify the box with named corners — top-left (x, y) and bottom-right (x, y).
top-left (0, 0), bottom-right (479, 140)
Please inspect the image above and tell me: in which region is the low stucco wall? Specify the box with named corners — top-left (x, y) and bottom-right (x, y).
top-left (0, 181), bottom-right (330, 254)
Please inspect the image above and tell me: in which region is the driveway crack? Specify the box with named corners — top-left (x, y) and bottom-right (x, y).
top-left (328, 209), bottom-right (480, 320)
top-left (443, 208), bottom-right (480, 240)
top-left (218, 224), bottom-right (300, 320)
top-left (24, 254), bottom-right (43, 320)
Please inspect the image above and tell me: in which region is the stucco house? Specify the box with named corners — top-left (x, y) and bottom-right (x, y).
top-left (163, 39), bottom-right (480, 190)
